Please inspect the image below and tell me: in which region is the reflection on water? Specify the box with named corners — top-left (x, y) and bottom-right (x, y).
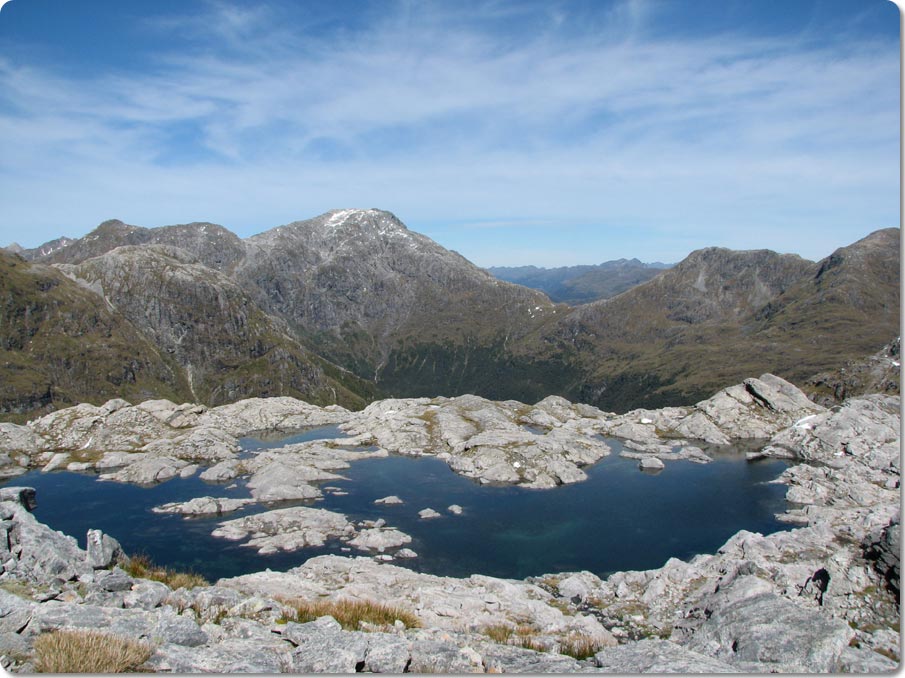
top-left (2, 432), bottom-right (791, 582)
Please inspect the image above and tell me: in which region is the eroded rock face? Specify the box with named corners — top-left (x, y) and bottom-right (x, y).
top-left (599, 373), bottom-right (827, 450)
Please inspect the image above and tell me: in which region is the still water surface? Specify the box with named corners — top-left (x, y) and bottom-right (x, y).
top-left (2, 427), bottom-right (791, 581)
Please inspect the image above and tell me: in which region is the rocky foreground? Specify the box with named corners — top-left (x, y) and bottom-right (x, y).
top-left (0, 375), bottom-right (899, 672)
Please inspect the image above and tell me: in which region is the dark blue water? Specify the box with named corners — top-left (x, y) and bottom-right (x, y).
top-left (237, 424), bottom-right (348, 457)
top-left (1, 430), bottom-right (791, 582)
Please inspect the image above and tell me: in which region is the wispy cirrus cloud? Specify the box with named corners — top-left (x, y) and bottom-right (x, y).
top-left (0, 0), bottom-right (897, 265)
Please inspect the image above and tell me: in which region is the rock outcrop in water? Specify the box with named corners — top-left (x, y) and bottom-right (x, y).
top-left (0, 373), bottom-right (833, 489)
top-left (0, 375), bottom-right (898, 672)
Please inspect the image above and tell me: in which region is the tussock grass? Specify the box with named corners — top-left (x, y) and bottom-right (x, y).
top-left (480, 623), bottom-right (545, 651)
top-left (277, 596), bottom-right (420, 631)
top-left (482, 623), bottom-right (515, 644)
top-left (120, 554), bottom-right (208, 590)
top-left (558, 634), bottom-right (603, 660)
top-left (481, 624), bottom-right (603, 659)
top-left (33, 629), bottom-right (151, 673)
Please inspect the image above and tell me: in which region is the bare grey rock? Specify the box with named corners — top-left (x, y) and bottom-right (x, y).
top-left (837, 644), bottom-right (900, 672)
top-left (639, 457), bottom-right (665, 471)
top-left (152, 496), bottom-right (256, 517)
top-left (140, 425), bottom-right (238, 463)
top-left (99, 455), bottom-right (190, 485)
top-left (28, 400), bottom-right (174, 453)
top-left (0, 487), bottom-right (36, 511)
top-left (154, 611), bottom-right (209, 647)
top-left (245, 461), bottom-right (326, 502)
top-left (594, 638), bottom-right (740, 673)
top-left (26, 600), bottom-right (158, 640)
top-left (137, 399), bottom-right (208, 428)
top-left (0, 588), bottom-right (37, 634)
top-left (762, 395), bottom-right (899, 467)
top-left (199, 397), bottom-right (350, 437)
top-left (85, 529), bottom-right (125, 569)
top-left (222, 555), bottom-right (616, 648)
top-left (681, 576), bottom-right (854, 672)
top-left (199, 459), bottom-right (241, 482)
top-left (476, 640), bottom-right (583, 673)
top-left (282, 617), bottom-right (371, 672)
top-left (348, 527), bottom-right (412, 553)
top-left (418, 508), bottom-right (442, 519)
top-left (374, 495), bottom-right (404, 505)
top-left (95, 567), bottom-right (135, 592)
top-left (123, 580), bottom-right (171, 610)
top-left (0, 497), bottom-right (91, 583)
top-left (212, 507), bottom-right (352, 555)
top-left (148, 638), bottom-right (291, 673)
top-left (347, 394), bottom-right (610, 487)
top-left (0, 423), bottom-right (41, 455)
top-left (601, 374), bottom-right (826, 449)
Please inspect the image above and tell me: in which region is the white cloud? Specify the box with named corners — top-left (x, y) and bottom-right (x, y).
top-left (0, 0), bottom-right (897, 264)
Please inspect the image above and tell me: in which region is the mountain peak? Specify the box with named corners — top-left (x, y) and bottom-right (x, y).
top-left (317, 208), bottom-right (409, 237)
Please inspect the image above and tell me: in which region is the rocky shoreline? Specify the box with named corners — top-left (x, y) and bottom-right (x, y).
top-left (0, 375), bottom-right (898, 672)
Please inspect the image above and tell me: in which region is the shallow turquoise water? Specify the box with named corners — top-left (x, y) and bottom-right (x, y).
top-left (2, 428), bottom-right (791, 581)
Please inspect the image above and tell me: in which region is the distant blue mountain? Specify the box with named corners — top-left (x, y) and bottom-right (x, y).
top-left (487, 258), bottom-right (672, 304)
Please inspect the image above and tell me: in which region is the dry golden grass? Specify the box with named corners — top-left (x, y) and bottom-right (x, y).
top-left (558, 634), bottom-right (603, 660)
top-left (481, 623), bottom-right (514, 644)
top-left (120, 554), bottom-right (208, 590)
top-left (33, 629), bottom-right (151, 673)
top-left (277, 596), bottom-right (420, 631)
top-left (481, 624), bottom-right (601, 659)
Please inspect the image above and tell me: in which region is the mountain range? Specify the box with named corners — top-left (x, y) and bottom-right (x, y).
top-left (2, 209), bottom-right (898, 419)
top-left (487, 260), bottom-right (671, 304)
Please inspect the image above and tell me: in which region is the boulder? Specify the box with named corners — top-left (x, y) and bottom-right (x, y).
top-left (639, 457), bottom-right (665, 471)
top-left (154, 611), bottom-right (209, 647)
top-left (85, 529), bottom-right (125, 569)
top-left (0, 487), bottom-right (36, 511)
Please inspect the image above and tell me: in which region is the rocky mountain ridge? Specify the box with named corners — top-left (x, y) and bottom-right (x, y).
top-left (527, 228), bottom-right (900, 410)
top-left (6, 210), bottom-right (899, 418)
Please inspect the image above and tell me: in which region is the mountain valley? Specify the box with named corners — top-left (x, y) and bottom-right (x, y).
top-left (2, 210), bottom-right (899, 419)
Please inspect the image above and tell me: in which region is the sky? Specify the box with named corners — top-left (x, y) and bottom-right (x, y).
top-left (0, 0), bottom-right (899, 267)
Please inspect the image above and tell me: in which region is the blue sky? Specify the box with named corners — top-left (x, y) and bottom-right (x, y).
top-left (0, 0), bottom-right (899, 266)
